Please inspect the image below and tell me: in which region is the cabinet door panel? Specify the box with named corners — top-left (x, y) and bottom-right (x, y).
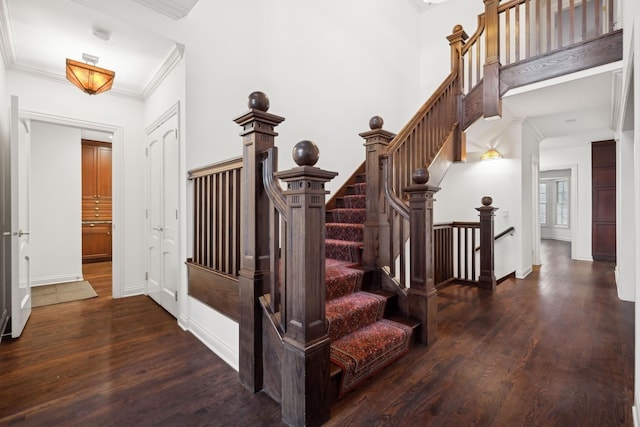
top-left (97, 146), bottom-right (112, 198)
top-left (82, 144), bottom-right (97, 198)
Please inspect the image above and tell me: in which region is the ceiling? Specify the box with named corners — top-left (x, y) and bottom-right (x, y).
top-left (1, 0), bottom-right (193, 99)
top-left (465, 63), bottom-right (621, 152)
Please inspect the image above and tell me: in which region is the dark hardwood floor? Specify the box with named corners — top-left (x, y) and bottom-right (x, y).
top-left (0, 240), bottom-right (633, 426)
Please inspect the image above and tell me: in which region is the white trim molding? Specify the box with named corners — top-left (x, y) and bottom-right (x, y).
top-left (132, 0), bottom-right (199, 20)
top-left (141, 43), bottom-right (184, 100)
top-left (19, 109), bottom-right (126, 299)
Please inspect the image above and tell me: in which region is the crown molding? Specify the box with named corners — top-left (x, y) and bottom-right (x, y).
top-left (132, 0), bottom-right (198, 20)
top-left (10, 62), bottom-right (143, 100)
top-left (140, 42), bottom-right (184, 100)
top-left (0, 0), bottom-right (16, 67)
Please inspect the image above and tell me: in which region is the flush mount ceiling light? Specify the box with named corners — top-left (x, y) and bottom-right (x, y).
top-left (422, 0), bottom-right (450, 4)
top-left (480, 148), bottom-right (503, 161)
top-left (66, 53), bottom-right (115, 95)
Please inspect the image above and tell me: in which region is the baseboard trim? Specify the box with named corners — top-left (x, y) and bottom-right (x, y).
top-left (120, 285), bottom-right (146, 298)
top-left (0, 309), bottom-right (8, 343)
top-left (177, 314), bottom-right (190, 331)
top-left (31, 274), bottom-right (84, 286)
top-left (633, 405), bottom-right (638, 427)
top-left (516, 267), bottom-right (533, 279)
top-left (497, 271), bottom-right (516, 284)
top-left (188, 317), bottom-right (239, 372)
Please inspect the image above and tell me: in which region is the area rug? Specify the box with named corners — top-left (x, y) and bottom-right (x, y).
top-left (31, 281), bottom-right (98, 307)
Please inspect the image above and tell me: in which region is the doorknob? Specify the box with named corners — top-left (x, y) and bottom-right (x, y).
top-left (17, 230), bottom-right (29, 237)
top-left (153, 226), bottom-right (164, 232)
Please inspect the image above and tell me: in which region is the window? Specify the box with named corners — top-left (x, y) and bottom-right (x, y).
top-left (539, 182), bottom-right (547, 225)
top-left (556, 180), bottom-right (569, 226)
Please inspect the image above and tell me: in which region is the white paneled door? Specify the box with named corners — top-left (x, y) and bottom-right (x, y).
top-left (8, 96), bottom-right (32, 337)
top-left (146, 114), bottom-right (179, 318)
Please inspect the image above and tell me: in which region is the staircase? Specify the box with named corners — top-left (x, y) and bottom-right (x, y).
top-left (325, 175), bottom-right (415, 396)
top-left (191, 1), bottom-right (625, 425)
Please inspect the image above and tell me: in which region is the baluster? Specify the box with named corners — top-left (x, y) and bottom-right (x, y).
top-left (477, 196), bottom-right (498, 290)
top-left (525, 0), bottom-right (531, 58)
top-left (570, 0), bottom-right (575, 44)
top-left (515, 4), bottom-right (521, 62)
top-left (557, 0), bottom-right (563, 49)
top-left (595, 0), bottom-right (601, 36)
top-left (505, 7), bottom-right (511, 64)
top-left (234, 91), bottom-right (285, 392)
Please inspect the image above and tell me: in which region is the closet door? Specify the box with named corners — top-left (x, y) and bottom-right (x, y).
top-left (146, 114), bottom-right (179, 318)
top-left (591, 140), bottom-right (616, 262)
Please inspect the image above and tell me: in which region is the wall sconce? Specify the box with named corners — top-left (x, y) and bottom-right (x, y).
top-left (66, 53), bottom-right (115, 95)
top-left (480, 148), bottom-right (502, 161)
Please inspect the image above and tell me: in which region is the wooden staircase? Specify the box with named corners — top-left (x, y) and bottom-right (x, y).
top-left (185, 1), bottom-right (623, 425)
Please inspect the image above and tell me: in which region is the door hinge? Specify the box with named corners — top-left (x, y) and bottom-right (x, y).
top-left (174, 129), bottom-right (178, 139)
top-left (145, 147), bottom-right (149, 157)
top-left (176, 209), bottom-right (178, 220)
top-left (145, 209), bottom-right (148, 219)
top-left (145, 272), bottom-right (149, 281)
top-left (175, 291), bottom-right (178, 301)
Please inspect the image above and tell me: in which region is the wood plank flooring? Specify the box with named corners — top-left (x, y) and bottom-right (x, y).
top-left (0, 240), bottom-right (633, 426)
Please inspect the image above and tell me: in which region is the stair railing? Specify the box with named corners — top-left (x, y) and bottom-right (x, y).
top-left (235, 91), bottom-right (335, 427)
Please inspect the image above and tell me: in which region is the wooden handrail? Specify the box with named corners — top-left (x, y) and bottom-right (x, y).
top-left (385, 72), bottom-right (457, 156)
top-left (475, 226), bottom-right (515, 251)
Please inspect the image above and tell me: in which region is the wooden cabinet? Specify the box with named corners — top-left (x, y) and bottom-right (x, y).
top-left (82, 223), bottom-right (112, 262)
top-left (82, 140), bottom-right (112, 263)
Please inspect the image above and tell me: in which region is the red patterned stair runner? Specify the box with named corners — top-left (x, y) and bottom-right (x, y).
top-left (325, 178), bottom-right (412, 396)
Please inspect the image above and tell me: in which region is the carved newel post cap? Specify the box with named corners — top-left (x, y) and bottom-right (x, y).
top-left (369, 116), bottom-right (384, 130)
top-left (247, 91), bottom-right (270, 111)
top-left (412, 168), bottom-right (430, 185)
top-left (292, 140), bottom-right (320, 166)
top-left (481, 196), bottom-right (493, 206)
top-left (452, 24), bottom-right (463, 33)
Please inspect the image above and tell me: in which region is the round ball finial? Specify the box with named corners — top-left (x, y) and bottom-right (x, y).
top-left (248, 91), bottom-right (270, 112)
top-left (292, 140), bottom-right (320, 166)
top-left (369, 116), bottom-right (384, 130)
top-left (453, 24), bottom-right (463, 33)
top-left (412, 168), bottom-right (430, 185)
top-left (481, 196), bottom-right (493, 206)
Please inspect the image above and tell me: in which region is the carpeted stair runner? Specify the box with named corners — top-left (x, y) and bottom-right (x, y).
top-left (325, 176), bottom-right (413, 396)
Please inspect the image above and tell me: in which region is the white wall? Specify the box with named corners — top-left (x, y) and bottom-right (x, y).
top-left (7, 71), bottom-right (146, 297)
top-left (418, 0), bottom-right (483, 96)
top-left (30, 121), bottom-right (83, 285)
top-left (540, 137), bottom-right (594, 261)
top-left (434, 119), bottom-right (540, 279)
top-left (180, 0), bottom-right (421, 194)
top-left (617, 131), bottom-right (635, 301)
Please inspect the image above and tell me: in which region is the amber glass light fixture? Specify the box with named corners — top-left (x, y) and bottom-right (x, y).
top-left (65, 54), bottom-right (115, 95)
top-left (480, 148), bottom-right (503, 161)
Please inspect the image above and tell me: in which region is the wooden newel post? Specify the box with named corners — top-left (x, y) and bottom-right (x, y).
top-left (447, 24), bottom-right (468, 162)
top-left (234, 91), bottom-right (285, 392)
top-left (477, 196), bottom-right (497, 290)
top-left (483, 0), bottom-right (502, 119)
top-left (274, 141), bottom-right (337, 427)
top-left (359, 116), bottom-right (396, 270)
top-left (404, 168), bottom-right (440, 345)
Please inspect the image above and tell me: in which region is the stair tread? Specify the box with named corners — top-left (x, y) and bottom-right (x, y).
top-left (326, 292), bottom-right (386, 341)
top-left (330, 319), bottom-right (413, 396)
